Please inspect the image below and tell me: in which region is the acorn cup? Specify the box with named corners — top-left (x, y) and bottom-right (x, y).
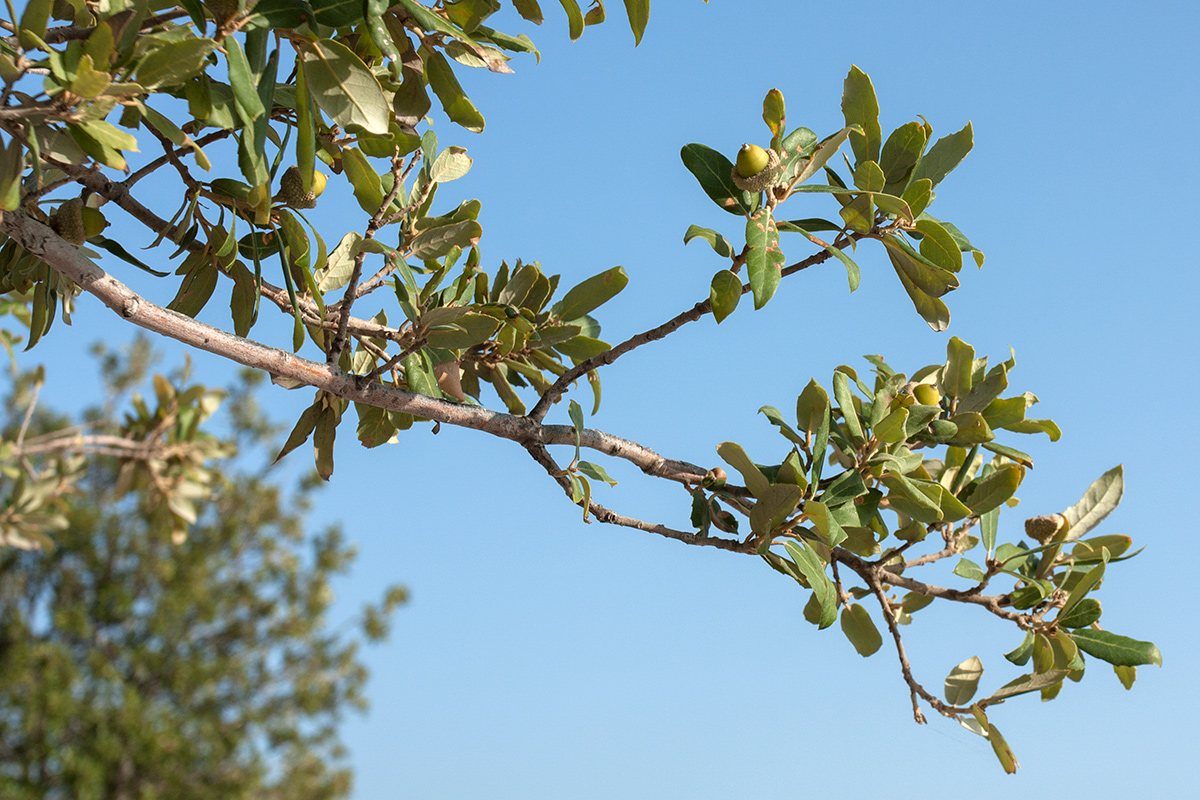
top-left (49, 198), bottom-right (86, 245)
top-left (1025, 514), bottom-right (1067, 545)
top-left (274, 166), bottom-right (327, 209)
top-left (731, 143), bottom-right (782, 193)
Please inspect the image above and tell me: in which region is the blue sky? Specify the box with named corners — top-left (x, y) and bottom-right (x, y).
top-left (19, 0), bottom-right (1200, 796)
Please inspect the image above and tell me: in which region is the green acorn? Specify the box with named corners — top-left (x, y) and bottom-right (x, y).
top-left (275, 165), bottom-right (327, 209)
top-left (49, 198), bottom-right (86, 245)
top-left (913, 383), bottom-right (941, 406)
top-left (731, 143), bottom-right (781, 193)
top-left (81, 206), bottom-right (108, 239)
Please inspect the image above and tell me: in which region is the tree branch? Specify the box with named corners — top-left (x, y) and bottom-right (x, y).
top-left (0, 211), bottom-right (723, 502)
top-left (521, 442), bottom-right (752, 553)
top-left (528, 235), bottom-right (862, 422)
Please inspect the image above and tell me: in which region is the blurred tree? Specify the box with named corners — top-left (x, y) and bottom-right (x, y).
top-left (0, 345), bottom-right (407, 799)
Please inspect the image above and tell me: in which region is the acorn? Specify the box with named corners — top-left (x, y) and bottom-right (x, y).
top-left (80, 206), bottom-right (108, 239)
top-left (49, 198), bottom-right (86, 245)
top-left (275, 166), bottom-right (327, 209)
top-left (913, 383), bottom-right (941, 407)
top-left (731, 143), bottom-right (781, 193)
top-left (1025, 513), bottom-right (1067, 545)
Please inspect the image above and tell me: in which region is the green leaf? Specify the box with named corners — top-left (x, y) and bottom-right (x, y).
top-left (944, 655), bottom-right (984, 705)
top-left (138, 102), bottom-right (211, 171)
top-left (18, 0), bottom-right (51, 49)
top-left (795, 379), bottom-right (831, 438)
top-left (275, 403), bottom-right (320, 462)
top-left (1058, 561), bottom-right (1106, 622)
top-left (879, 121), bottom-right (926, 195)
top-left (832, 371), bottom-right (864, 441)
top-left (880, 474), bottom-right (942, 523)
top-left (853, 160), bottom-right (885, 192)
top-left (912, 122), bottom-right (973, 189)
top-left (425, 49), bottom-right (486, 132)
top-left (987, 670), bottom-right (1068, 702)
top-left (513, 0), bottom-right (545, 23)
top-left (623, 0), bottom-right (650, 45)
top-left (552, 266), bottom-right (628, 320)
top-left (803, 500), bottom-right (846, 548)
top-left (1114, 665), bottom-right (1137, 690)
top-left (429, 146), bottom-right (473, 183)
top-left (409, 220), bottom-right (482, 260)
top-left (578, 460), bottom-right (618, 487)
top-left (1058, 598), bottom-right (1102, 629)
top-left (167, 250), bottom-right (217, 318)
top-left (762, 88), bottom-right (785, 141)
top-left (684, 225), bottom-right (735, 258)
top-left (311, 0), bottom-right (364, 26)
top-left (749, 483), bottom-right (803, 537)
top-left (426, 313), bottom-right (501, 349)
top-left (135, 37), bottom-right (217, 90)
top-left (889, 253), bottom-right (950, 331)
top-left (1064, 465), bottom-right (1123, 541)
top-left (716, 441), bottom-right (769, 499)
top-left (301, 39), bottom-right (391, 135)
top-left (987, 723), bottom-right (1020, 774)
top-left (953, 558), bottom-right (986, 582)
top-left (355, 402), bottom-right (398, 447)
top-left (1069, 629), bottom-right (1162, 668)
top-left (915, 218), bottom-right (963, 273)
top-left (784, 541), bottom-right (837, 629)
top-left (874, 406), bottom-right (908, 444)
top-left (745, 208), bottom-right (783, 309)
top-left (792, 127), bottom-right (858, 185)
top-left (901, 178), bottom-right (933, 217)
top-left (840, 603), bottom-right (882, 657)
top-left (709, 269), bottom-right (741, 323)
top-left (940, 336), bottom-right (975, 398)
top-left (1070, 534), bottom-right (1134, 563)
top-left (679, 144), bottom-right (757, 216)
top-left (557, 0), bottom-right (585, 39)
top-left (841, 65), bottom-right (880, 165)
top-left (224, 37), bottom-right (266, 125)
top-left (313, 404), bottom-right (337, 480)
top-left (1003, 417), bottom-right (1061, 441)
top-left (91, 236), bottom-right (171, 277)
top-left (825, 243), bottom-right (861, 292)
top-left (961, 463), bottom-right (1023, 515)
top-left (881, 235), bottom-right (959, 298)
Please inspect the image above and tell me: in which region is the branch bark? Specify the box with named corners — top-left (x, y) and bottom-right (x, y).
top-left (0, 211), bottom-right (719, 493)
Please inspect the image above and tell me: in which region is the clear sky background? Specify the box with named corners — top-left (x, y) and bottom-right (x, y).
top-left (19, 0), bottom-right (1200, 796)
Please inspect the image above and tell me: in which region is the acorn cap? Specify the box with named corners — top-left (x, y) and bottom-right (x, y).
top-left (1025, 514), bottom-right (1066, 545)
top-left (275, 165), bottom-right (319, 209)
top-left (49, 198), bottom-right (86, 245)
top-left (731, 146), bottom-right (782, 193)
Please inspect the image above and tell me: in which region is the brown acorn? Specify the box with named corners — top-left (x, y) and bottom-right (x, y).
top-left (1025, 514), bottom-right (1067, 545)
top-left (49, 198), bottom-right (86, 245)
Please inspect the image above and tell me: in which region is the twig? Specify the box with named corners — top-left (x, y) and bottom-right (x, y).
top-left (522, 442), bottom-right (752, 553)
top-left (528, 235), bottom-right (864, 422)
top-left (329, 149), bottom-right (411, 364)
